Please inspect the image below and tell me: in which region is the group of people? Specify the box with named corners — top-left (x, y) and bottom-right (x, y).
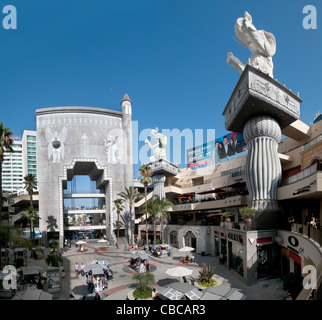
top-left (212, 133), bottom-right (245, 162)
top-left (18, 273), bottom-right (45, 291)
top-left (288, 215), bottom-right (319, 228)
top-left (182, 276), bottom-right (194, 285)
top-left (86, 270), bottom-right (109, 293)
top-left (185, 254), bottom-right (195, 263)
top-left (151, 246), bottom-right (171, 258)
top-left (130, 258), bottom-right (150, 273)
top-left (74, 262), bottom-right (85, 277)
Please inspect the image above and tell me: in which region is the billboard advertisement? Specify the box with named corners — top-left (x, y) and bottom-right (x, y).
top-left (186, 132), bottom-right (247, 169)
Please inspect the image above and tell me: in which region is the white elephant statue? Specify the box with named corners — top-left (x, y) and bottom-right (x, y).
top-left (145, 127), bottom-right (167, 163)
top-left (227, 11), bottom-right (276, 78)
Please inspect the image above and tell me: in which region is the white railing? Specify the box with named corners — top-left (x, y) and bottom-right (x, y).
top-left (283, 163), bottom-right (318, 185)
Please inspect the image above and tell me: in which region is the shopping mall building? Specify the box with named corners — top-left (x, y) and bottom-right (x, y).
top-left (35, 95), bottom-right (134, 248)
top-left (136, 114), bottom-right (322, 298)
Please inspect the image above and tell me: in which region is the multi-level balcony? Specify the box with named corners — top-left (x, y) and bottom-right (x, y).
top-left (63, 191), bottom-right (106, 231)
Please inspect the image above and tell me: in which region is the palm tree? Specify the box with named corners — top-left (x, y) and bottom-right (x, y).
top-left (146, 196), bottom-right (160, 246)
top-left (45, 241), bottom-right (63, 267)
top-left (0, 123), bottom-right (14, 215)
top-left (112, 198), bottom-right (125, 249)
top-left (23, 174), bottom-right (37, 209)
top-left (154, 195), bottom-right (175, 244)
top-left (138, 164), bottom-right (152, 250)
top-left (118, 186), bottom-right (141, 247)
top-left (0, 222), bottom-right (14, 269)
top-left (22, 207), bottom-right (40, 240)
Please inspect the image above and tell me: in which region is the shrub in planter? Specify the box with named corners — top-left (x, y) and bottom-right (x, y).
top-left (223, 211), bottom-right (232, 222)
top-left (239, 207), bottom-right (256, 231)
top-left (132, 272), bottom-right (155, 300)
top-left (198, 263), bottom-right (217, 287)
top-left (133, 287), bottom-right (153, 299)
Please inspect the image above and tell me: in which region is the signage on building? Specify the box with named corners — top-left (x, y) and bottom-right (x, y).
top-left (256, 237), bottom-right (273, 246)
top-left (286, 235), bottom-right (303, 255)
top-left (228, 232), bottom-right (243, 244)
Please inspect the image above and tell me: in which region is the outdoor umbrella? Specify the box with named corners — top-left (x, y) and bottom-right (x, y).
top-left (97, 239), bottom-right (109, 244)
top-left (17, 266), bottom-right (44, 276)
top-left (76, 240), bottom-right (87, 245)
top-left (165, 266), bottom-right (193, 278)
top-left (178, 246), bottom-right (195, 252)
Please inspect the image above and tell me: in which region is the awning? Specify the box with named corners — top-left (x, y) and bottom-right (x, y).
top-left (290, 251), bottom-right (301, 265)
top-left (204, 286), bottom-right (246, 300)
top-left (206, 212), bottom-right (224, 218)
top-left (159, 283), bottom-right (202, 300)
top-left (200, 292), bottom-right (227, 300)
top-left (22, 289), bottom-right (53, 300)
top-left (226, 181), bottom-right (246, 189)
top-left (92, 267), bottom-right (105, 275)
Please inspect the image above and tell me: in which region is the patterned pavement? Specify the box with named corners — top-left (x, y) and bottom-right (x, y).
top-left (24, 240), bottom-right (286, 300)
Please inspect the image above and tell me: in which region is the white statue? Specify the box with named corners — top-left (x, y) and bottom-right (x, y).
top-left (145, 127), bottom-right (167, 162)
top-left (45, 126), bottom-right (67, 163)
top-left (104, 135), bottom-right (121, 164)
top-left (227, 11), bottom-right (276, 78)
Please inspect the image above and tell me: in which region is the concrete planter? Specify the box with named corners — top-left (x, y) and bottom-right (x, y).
top-left (194, 275), bottom-right (223, 290)
top-left (126, 288), bottom-right (156, 300)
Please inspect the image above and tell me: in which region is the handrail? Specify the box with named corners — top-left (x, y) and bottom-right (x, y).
top-left (282, 163), bottom-right (318, 186)
top-left (291, 223), bottom-right (322, 247)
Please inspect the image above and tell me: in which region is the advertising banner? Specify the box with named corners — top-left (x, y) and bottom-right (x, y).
top-left (186, 132), bottom-right (247, 169)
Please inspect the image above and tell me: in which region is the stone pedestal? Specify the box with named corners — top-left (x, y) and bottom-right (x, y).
top-left (149, 159), bottom-right (179, 199)
top-left (223, 65), bottom-right (302, 227)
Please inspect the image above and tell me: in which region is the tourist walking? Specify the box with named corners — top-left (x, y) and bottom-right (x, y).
top-left (80, 262), bottom-right (85, 276)
top-left (75, 262), bottom-right (79, 277)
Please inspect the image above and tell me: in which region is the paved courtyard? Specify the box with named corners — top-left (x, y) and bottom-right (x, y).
top-left (25, 240), bottom-right (286, 300)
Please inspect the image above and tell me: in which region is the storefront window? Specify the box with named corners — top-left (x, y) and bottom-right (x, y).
top-left (214, 236), bottom-right (220, 256)
top-left (220, 238), bottom-right (227, 264)
top-left (229, 241), bottom-right (244, 276)
top-left (257, 246), bottom-right (272, 279)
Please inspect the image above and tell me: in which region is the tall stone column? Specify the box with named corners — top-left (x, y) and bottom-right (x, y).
top-left (121, 94), bottom-right (133, 190)
top-left (223, 64), bottom-right (302, 229)
top-left (243, 116), bottom-right (281, 212)
top-left (152, 174), bottom-right (166, 199)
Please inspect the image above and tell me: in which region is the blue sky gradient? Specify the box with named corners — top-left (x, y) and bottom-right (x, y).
top-left (1, 0), bottom-right (321, 177)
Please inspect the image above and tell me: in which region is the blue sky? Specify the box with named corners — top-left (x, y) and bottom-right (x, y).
top-left (1, 0), bottom-right (321, 178)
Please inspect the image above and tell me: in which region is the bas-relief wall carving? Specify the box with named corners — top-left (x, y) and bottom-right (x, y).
top-left (225, 74), bottom-right (300, 130)
top-left (104, 135), bottom-right (121, 164)
top-left (37, 113), bottom-right (122, 129)
top-left (46, 127), bottom-right (67, 164)
top-left (39, 113), bottom-right (124, 165)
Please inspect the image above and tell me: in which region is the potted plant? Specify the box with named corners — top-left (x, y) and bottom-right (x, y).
top-left (223, 211), bottom-right (232, 222)
top-left (239, 207), bottom-right (256, 231)
top-left (223, 211), bottom-right (233, 228)
top-left (131, 272), bottom-right (155, 300)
